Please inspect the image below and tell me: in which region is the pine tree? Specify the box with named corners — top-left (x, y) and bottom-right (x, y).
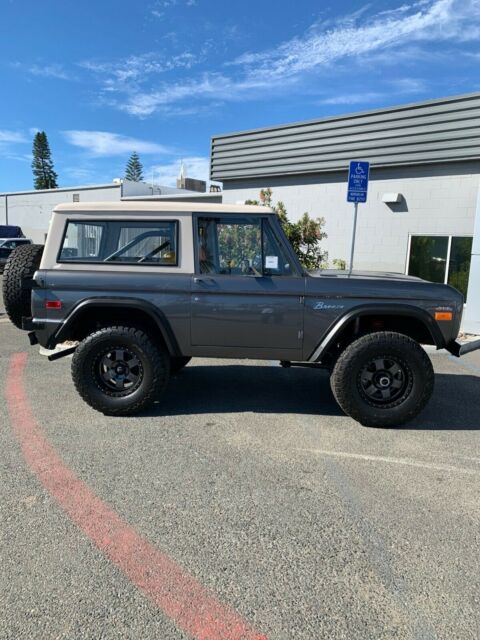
top-left (124, 151), bottom-right (144, 182)
top-left (32, 131), bottom-right (58, 190)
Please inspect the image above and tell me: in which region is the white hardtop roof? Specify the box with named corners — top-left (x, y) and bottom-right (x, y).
top-left (53, 201), bottom-right (274, 214)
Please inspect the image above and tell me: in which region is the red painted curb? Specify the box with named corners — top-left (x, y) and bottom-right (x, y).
top-left (6, 352), bottom-right (267, 640)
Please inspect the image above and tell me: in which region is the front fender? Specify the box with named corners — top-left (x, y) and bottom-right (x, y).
top-left (308, 303), bottom-right (446, 362)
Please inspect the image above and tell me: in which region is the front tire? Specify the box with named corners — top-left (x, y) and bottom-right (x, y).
top-left (72, 326), bottom-right (170, 415)
top-left (330, 332), bottom-right (434, 427)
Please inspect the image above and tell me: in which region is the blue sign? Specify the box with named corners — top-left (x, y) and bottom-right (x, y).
top-left (347, 161), bottom-right (370, 203)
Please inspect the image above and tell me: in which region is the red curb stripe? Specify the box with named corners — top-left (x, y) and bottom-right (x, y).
top-left (6, 352), bottom-right (267, 640)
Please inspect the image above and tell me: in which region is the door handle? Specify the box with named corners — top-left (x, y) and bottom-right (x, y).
top-left (193, 276), bottom-right (216, 285)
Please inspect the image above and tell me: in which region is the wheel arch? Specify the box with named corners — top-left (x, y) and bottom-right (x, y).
top-left (52, 297), bottom-right (181, 356)
top-left (309, 304), bottom-right (444, 363)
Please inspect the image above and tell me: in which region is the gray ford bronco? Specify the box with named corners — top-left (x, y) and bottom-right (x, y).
top-left (3, 202), bottom-right (479, 426)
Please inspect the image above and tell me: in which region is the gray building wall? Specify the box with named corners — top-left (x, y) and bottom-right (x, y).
top-left (222, 162), bottom-right (480, 273)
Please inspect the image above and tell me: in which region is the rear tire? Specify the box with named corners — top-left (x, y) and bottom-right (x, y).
top-left (330, 331), bottom-right (434, 427)
top-left (2, 244), bottom-right (44, 329)
top-left (72, 326), bottom-right (170, 416)
top-left (170, 356), bottom-right (191, 374)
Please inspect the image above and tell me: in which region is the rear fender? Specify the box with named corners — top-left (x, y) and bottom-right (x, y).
top-left (51, 297), bottom-right (181, 356)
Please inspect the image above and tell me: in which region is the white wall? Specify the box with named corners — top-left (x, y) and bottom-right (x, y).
top-left (0, 185), bottom-right (121, 243)
top-left (463, 187), bottom-right (480, 334)
top-left (0, 182), bottom-right (192, 243)
top-left (222, 162), bottom-right (480, 273)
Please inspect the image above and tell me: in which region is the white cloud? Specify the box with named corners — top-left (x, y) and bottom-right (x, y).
top-left (62, 130), bottom-right (171, 156)
top-left (234, 0), bottom-right (479, 80)
top-left (123, 0), bottom-right (480, 116)
top-left (317, 92), bottom-right (385, 106)
top-left (80, 51), bottom-right (197, 94)
top-left (0, 130), bottom-right (28, 144)
top-left (0, 130), bottom-right (30, 162)
top-left (318, 77), bottom-right (427, 106)
top-left (11, 62), bottom-right (71, 80)
top-left (63, 166), bottom-right (98, 182)
top-left (4, 153), bottom-right (32, 164)
top-left (28, 64), bottom-right (70, 80)
top-left (151, 0), bottom-right (197, 14)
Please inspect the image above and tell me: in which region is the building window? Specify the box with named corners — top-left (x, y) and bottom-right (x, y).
top-left (72, 193), bottom-right (80, 202)
top-left (407, 235), bottom-right (473, 300)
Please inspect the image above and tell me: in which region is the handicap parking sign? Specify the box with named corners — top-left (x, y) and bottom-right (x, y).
top-left (347, 161), bottom-right (370, 203)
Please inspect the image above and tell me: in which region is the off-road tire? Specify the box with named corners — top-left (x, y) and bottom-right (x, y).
top-left (72, 326), bottom-right (170, 416)
top-left (2, 244), bottom-right (44, 329)
top-left (330, 331), bottom-right (434, 428)
top-left (171, 356), bottom-right (191, 374)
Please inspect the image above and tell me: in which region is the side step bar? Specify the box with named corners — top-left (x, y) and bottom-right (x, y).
top-left (47, 346), bottom-right (77, 362)
top-left (446, 338), bottom-right (480, 357)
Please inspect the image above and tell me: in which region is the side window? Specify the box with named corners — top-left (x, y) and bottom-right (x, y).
top-left (198, 217), bottom-right (262, 275)
top-left (262, 221), bottom-right (294, 276)
top-left (196, 216), bottom-right (295, 276)
top-left (59, 220), bottom-right (178, 265)
top-left (59, 222), bottom-right (105, 260)
top-left (107, 222), bottom-right (177, 264)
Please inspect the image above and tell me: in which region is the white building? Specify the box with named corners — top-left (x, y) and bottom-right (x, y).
top-left (211, 92), bottom-right (480, 333)
top-left (0, 180), bottom-right (194, 245)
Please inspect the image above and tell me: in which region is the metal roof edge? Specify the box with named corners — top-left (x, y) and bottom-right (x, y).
top-left (211, 92), bottom-right (480, 141)
top-left (0, 183), bottom-right (120, 197)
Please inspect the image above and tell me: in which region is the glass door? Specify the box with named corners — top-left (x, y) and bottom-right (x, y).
top-left (407, 235), bottom-right (473, 300)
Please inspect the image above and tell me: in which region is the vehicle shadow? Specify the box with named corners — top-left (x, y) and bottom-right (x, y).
top-left (408, 372), bottom-right (480, 430)
top-left (144, 364), bottom-right (480, 429)
top-left (149, 364), bottom-right (342, 417)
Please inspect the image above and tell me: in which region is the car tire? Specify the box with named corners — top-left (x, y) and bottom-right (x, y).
top-left (71, 326), bottom-right (170, 416)
top-left (2, 244), bottom-right (44, 329)
top-left (170, 356), bottom-right (191, 375)
top-left (330, 331), bottom-right (434, 427)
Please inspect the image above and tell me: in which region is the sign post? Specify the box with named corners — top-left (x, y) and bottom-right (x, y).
top-left (347, 160), bottom-right (370, 275)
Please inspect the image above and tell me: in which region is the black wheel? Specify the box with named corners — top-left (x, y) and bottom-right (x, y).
top-left (2, 244), bottom-right (44, 329)
top-left (330, 331), bottom-right (434, 427)
top-left (72, 326), bottom-right (170, 415)
top-left (170, 356), bottom-right (191, 375)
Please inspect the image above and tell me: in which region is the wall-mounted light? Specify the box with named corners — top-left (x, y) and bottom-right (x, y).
top-left (382, 193), bottom-right (403, 204)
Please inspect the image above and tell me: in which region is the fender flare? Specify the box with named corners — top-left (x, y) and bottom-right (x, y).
top-left (51, 297), bottom-right (181, 355)
top-left (308, 303), bottom-right (445, 362)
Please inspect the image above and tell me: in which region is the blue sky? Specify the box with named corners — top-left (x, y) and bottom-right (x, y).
top-left (0, 0), bottom-right (479, 192)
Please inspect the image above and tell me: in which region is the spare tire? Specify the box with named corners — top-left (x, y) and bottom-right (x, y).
top-left (2, 244), bottom-right (44, 329)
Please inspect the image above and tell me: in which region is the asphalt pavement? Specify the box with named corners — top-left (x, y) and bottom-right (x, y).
top-left (1, 300), bottom-right (480, 639)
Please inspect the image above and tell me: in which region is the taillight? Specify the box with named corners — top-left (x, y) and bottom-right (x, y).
top-left (45, 300), bottom-right (62, 309)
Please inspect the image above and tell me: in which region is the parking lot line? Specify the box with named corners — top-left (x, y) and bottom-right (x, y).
top-left (294, 448), bottom-right (479, 475)
top-left (5, 352), bottom-right (267, 640)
